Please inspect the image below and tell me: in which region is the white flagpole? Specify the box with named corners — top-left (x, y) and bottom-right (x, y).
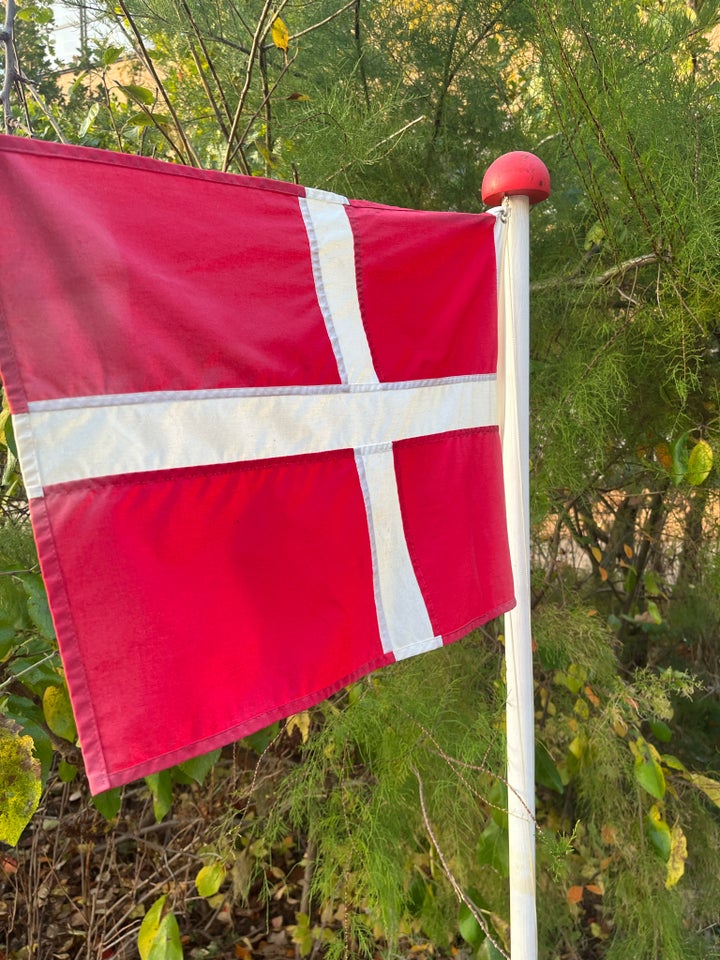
top-left (482, 153), bottom-right (550, 960)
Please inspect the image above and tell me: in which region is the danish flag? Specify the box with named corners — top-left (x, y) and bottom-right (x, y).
top-left (0, 136), bottom-right (513, 792)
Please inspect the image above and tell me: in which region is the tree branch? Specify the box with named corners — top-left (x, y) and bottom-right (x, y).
top-left (1, 0), bottom-right (17, 133)
top-left (413, 765), bottom-right (510, 960)
top-left (532, 252), bottom-right (668, 292)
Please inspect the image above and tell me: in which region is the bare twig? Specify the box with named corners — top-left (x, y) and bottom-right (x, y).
top-left (114, 0), bottom-right (201, 166)
top-left (17, 72), bottom-right (68, 143)
top-left (412, 765), bottom-right (510, 960)
top-left (221, 0), bottom-right (278, 173)
top-left (290, 0), bottom-right (356, 43)
top-left (532, 252), bottom-right (668, 292)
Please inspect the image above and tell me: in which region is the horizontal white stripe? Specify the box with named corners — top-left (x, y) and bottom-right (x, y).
top-left (355, 446), bottom-right (441, 659)
top-left (28, 376), bottom-right (491, 411)
top-left (18, 378), bottom-right (497, 496)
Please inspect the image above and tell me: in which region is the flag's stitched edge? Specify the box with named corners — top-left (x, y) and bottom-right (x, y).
top-left (0, 300), bottom-right (29, 414)
top-left (28, 497), bottom-right (111, 785)
top-left (40, 427), bottom-right (500, 494)
top-left (27, 375), bottom-right (497, 411)
top-left (94, 652), bottom-right (393, 793)
top-left (91, 594), bottom-right (516, 794)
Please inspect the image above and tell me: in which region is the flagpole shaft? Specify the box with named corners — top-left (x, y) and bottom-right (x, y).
top-left (483, 150), bottom-right (548, 960)
top-left (502, 193), bottom-right (537, 960)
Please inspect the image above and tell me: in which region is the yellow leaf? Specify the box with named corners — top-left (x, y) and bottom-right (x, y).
top-left (42, 683), bottom-right (78, 743)
top-left (623, 543), bottom-right (633, 559)
top-left (138, 896), bottom-right (166, 960)
top-left (271, 17), bottom-right (290, 52)
top-left (590, 546), bottom-right (602, 563)
top-left (665, 824), bottom-right (687, 889)
top-left (286, 711), bottom-right (311, 743)
top-left (196, 862), bottom-right (226, 898)
top-left (687, 772), bottom-right (720, 807)
top-left (686, 439), bottom-right (713, 486)
top-left (0, 721), bottom-right (42, 846)
top-left (599, 566), bottom-right (608, 582)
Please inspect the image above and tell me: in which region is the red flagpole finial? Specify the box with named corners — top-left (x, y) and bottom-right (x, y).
top-left (481, 151), bottom-right (551, 207)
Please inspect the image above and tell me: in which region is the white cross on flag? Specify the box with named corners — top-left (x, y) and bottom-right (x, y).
top-left (0, 136), bottom-right (514, 793)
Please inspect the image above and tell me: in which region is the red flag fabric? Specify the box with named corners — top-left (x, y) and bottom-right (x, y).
top-left (0, 136), bottom-right (514, 793)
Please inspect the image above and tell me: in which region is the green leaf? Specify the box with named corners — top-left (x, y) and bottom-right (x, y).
top-left (177, 749), bottom-right (221, 786)
top-left (4, 414), bottom-right (17, 458)
top-left (147, 912), bottom-right (183, 960)
top-left (17, 574), bottom-right (55, 641)
top-left (243, 722), bottom-right (280, 754)
top-left (459, 890), bottom-right (489, 948)
top-left (139, 896), bottom-right (168, 960)
top-left (536, 741), bottom-right (564, 793)
top-left (648, 720), bottom-right (672, 743)
top-left (633, 739), bottom-right (666, 800)
top-left (670, 433), bottom-right (689, 486)
top-left (79, 102), bottom-right (101, 138)
top-left (476, 817), bottom-right (509, 877)
top-left (686, 439), bottom-right (713, 485)
top-left (145, 770), bottom-right (173, 822)
top-left (102, 45), bottom-right (125, 67)
top-left (92, 787), bottom-right (122, 820)
top-left (119, 84), bottom-right (156, 105)
top-left (42, 683), bottom-right (77, 743)
top-left (195, 862), bottom-right (225, 898)
top-left (645, 804), bottom-right (671, 860)
top-left (58, 759), bottom-right (78, 783)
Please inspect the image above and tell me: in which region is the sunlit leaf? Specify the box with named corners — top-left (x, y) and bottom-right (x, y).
top-left (665, 824), bottom-right (687, 889)
top-left (42, 683), bottom-right (77, 743)
top-left (119, 84), bottom-right (156, 105)
top-left (646, 803), bottom-right (671, 860)
top-left (102, 45), bottom-right (125, 67)
top-left (271, 16), bottom-right (290, 52)
top-left (0, 719), bottom-right (41, 846)
top-left (286, 711), bottom-right (311, 743)
top-left (79, 102), bottom-right (101, 137)
top-left (686, 439), bottom-right (713, 485)
top-left (687, 772), bottom-right (720, 807)
top-left (139, 896), bottom-right (182, 960)
top-left (147, 912), bottom-right (183, 960)
top-left (195, 862), bottom-right (225, 898)
top-left (633, 738), bottom-right (666, 800)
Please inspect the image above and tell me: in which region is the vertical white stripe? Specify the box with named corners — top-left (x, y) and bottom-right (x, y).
top-left (300, 195), bottom-right (378, 385)
top-left (354, 445), bottom-right (441, 660)
top-left (12, 413), bottom-right (43, 499)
